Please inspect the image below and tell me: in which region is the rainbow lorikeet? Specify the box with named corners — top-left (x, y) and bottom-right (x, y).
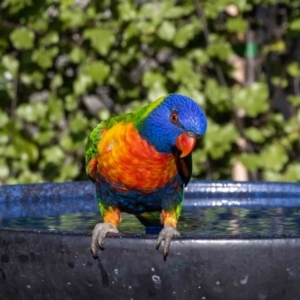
top-left (85, 94), bottom-right (207, 259)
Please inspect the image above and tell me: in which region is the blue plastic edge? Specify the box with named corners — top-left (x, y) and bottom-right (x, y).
top-left (1, 180), bottom-right (300, 218)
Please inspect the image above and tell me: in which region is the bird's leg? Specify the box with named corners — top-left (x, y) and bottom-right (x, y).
top-left (156, 210), bottom-right (180, 260)
top-left (91, 207), bottom-right (121, 258)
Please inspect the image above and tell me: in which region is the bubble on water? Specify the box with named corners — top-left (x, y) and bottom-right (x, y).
top-left (240, 275), bottom-right (248, 285)
top-left (114, 269), bottom-right (119, 275)
top-left (201, 297), bottom-right (206, 300)
top-left (173, 291), bottom-right (176, 294)
top-left (26, 285), bottom-right (31, 289)
top-left (152, 275), bottom-right (162, 290)
top-left (129, 286), bottom-right (132, 289)
top-left (258, 291), bottom-right (267, 300)
top-left (151, 267), bottom-right (155, 272)
top-left (233, 280), bottom-right (238, 286)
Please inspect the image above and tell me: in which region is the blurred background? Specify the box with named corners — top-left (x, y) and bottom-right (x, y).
top-left (0, 0), bottom-right (300, 185)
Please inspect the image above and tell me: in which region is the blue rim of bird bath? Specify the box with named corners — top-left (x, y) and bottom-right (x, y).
top-left (1, 180), bottom-right (300, 239)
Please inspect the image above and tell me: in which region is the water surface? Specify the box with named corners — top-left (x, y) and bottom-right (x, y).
top-left (1, 205), bottom-right (300, 235)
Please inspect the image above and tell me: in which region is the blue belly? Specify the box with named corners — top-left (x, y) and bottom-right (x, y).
top-left (94, 173), bottom-right (184, 214)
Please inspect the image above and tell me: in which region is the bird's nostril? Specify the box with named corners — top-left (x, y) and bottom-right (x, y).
top-left (186, 131), bottom-right (196, 138)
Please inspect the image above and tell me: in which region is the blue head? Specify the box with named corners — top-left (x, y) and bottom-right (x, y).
top-left (139, 94), bottom-right (207, 155)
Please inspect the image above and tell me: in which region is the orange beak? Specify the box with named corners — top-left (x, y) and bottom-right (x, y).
top-left (175, 132), bottom-right (197, 158)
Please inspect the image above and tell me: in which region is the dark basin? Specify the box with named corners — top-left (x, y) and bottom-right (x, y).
top-left (1, 181), bottom-right (300, 300)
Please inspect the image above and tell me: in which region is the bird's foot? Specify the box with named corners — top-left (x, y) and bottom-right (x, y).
top-left (91, 222), bottom-right (119, 258)
top-left (156, 225), bottom-right (180, 260)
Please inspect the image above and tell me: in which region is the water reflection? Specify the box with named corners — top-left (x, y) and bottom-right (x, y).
top-left (1, 206), bottom-right (300, 235)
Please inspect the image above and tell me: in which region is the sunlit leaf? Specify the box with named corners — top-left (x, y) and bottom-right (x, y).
top-left (157, 21), bottom-right (176, 41)
top-left (10, 27), bottom-right (35, 50)
top-left (260, 143), bottom-right (288, 172)
top-left (233, 83), bottom-right (269, 117)
top-left (83, 28), bottom-right (115, 55)
top-left (83, 61), bottom-right (110, 84)
top-left (2, 55), bottom-right (19, 75)
top-left (227, 17), bottom-right (248, 33)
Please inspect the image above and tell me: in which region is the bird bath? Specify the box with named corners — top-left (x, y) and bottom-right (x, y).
top-left (1, 181), bottom-right (300, 300)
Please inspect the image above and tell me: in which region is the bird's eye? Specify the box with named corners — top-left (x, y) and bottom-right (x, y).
top-left (170, 112), bottom-right (178, 123)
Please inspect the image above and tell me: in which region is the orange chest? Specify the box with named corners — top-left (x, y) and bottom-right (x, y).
top-left (97, 122), bottom-right (177, 191)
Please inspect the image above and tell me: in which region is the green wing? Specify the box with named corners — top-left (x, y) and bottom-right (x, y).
top-left (85, 122), bottom-right (106, 181)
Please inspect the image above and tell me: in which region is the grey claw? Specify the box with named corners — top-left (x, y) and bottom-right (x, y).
top-left (91, 223), bottom-right (119, 258)
top-left (156, 226), bottom-right (180, 260)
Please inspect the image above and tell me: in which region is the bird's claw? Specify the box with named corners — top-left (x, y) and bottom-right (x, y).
top-left (91, 222), bottom-right (119, 258)
top-left (156, 225), bottom-right (180, 260)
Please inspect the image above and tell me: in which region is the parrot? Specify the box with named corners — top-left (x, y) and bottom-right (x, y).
top-left (85, 93), bottom-right (207, 260)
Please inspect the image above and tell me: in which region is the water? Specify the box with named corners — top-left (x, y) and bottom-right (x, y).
top-left (1, 205), bottom-right (300, 235)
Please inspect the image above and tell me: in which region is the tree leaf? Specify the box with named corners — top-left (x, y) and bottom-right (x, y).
top-left (83, 61), bottom-right (110, 84)
top-left (2, 54), bottom-right (19, 75)
top-left (233, 83), bottom-right (269, 117)
top-left (260, 143), bottom-right (288, 172)
top-left (10, 27), bottom-right (35, 50)
top-left (157, 21), bottom-right (176, 41)
top-left (227, 17), bottom-right (248, 33)
top-left (83, 28), bottom-right (115, 55)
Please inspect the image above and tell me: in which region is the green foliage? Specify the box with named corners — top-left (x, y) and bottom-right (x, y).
top-left (205, 120), bottom-right (238, 160)
top-left (1, 0), bottom-right (300, 184)
top-left (227, 17), bottom-right (248, 33)
top-left (233, 83), bottom-right (269, 117)
top-left (10, 27), bottom-right (35, 50)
